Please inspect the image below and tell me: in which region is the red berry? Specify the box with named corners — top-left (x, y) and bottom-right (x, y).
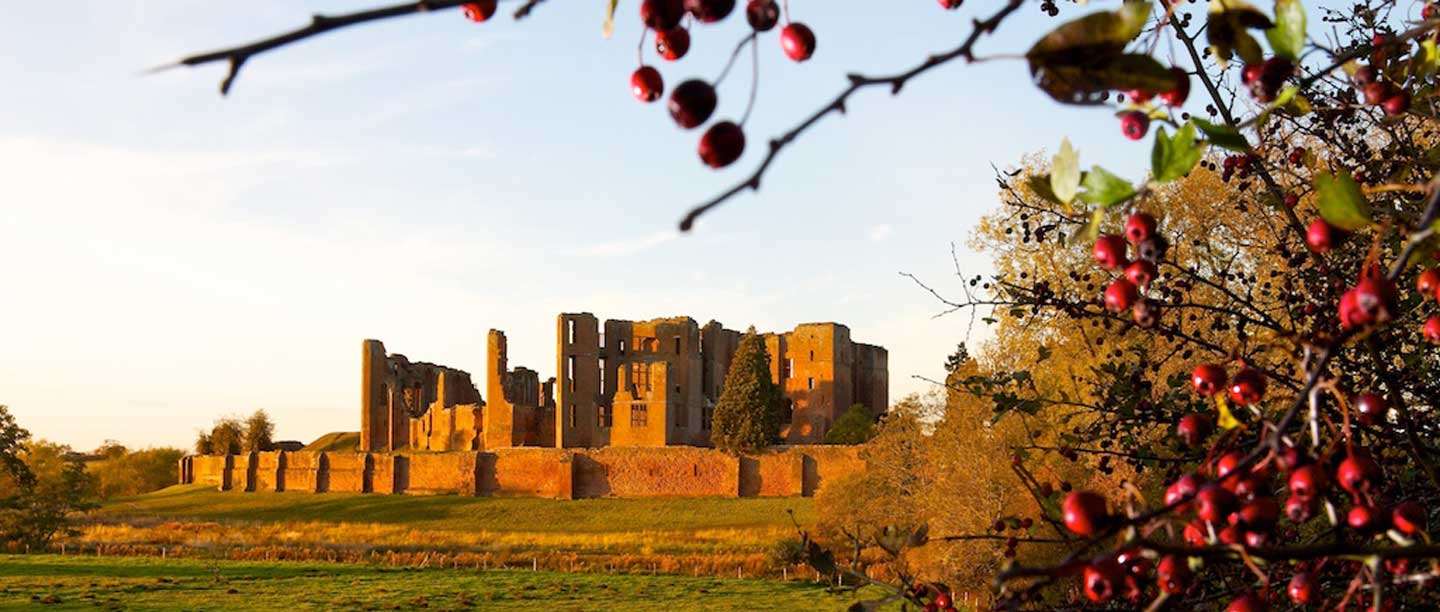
top-left (1426, 3), bottom-right (1439, 20)
top-left (1120, 111), bottom-right (1149, 140)
top-left (1288, 464), bottom-right (1326, 499)
top-left (1083, 559), bottom-right (1124, 603)
top-left (1092, 234), bottom-right (1128, 270)
top-left (667, 79), bottom-right (717, 129)
top-left (461, 1), bottom-right (497, 22)
top-left (1132, 298), bottom-right (1159, 328)
top-left (1337, 453), bottom-right (1382, 495)
top-left (1183, 520), bottom-right (1208, 546)
top-left (1285, 494), bottom-right (1316, 523)
top-left (780, 23), bottom-right (816, 62)
top-left (1195, 484), bottom-right (1237, 523)
top-left (1417, 268), bottom-right (1440, 299)
top-left (1159, 67), bottom-right (1190, 106)
top-left (1363, 81), bottom-right (1391, 106)
top-left (1238, 498), bottom-right (1279, 528)
top-left (1354, 392), bottom-right (1388, 427)
top-left (1104, 278), bottom-right (1139, 313)
top-left (1218, 523), bottom-right (1244, 545)
top-left (1243, 529), bottom-right (1269, 548)
top-left (1123, 260), bottom-right (1157, 289)
top-left (1124, 212), bottom-right (1157, 244)
top-left (1227, 368), bottom-right (1266, 406)
top-left (1156, 555), bottom-right (1192, 594)
top-left (640, 0), bottom-right (686, 30)
top-left (1425, 316), bottom-right (1440, 343)
top-left (1392, 501), bottom-right (1426, 535)
top-left (1353, 65), bottom-right (1377, 86)
top-left (655, 27), bottom-right (690, 61)
top-left (1061, 491), bottom-right (1109, 536)
top-left (1215, 451), bottom-right (1245, 481)
top-left (1226, 593), bottom-right (1267, 612)
top-left (1283, 193), bottom-right (1299, 208)
top-left (1165, 473), bottom-right (1204, 507)
top-left (1191, 364), bottom-right (1228, 397)
top-left (698, 121), bottom-right (746, 168)
top-left (934, 591), bottom-right (953, 608)
top-left (938, 0), bottom-right (964, 8)
top-left (1176, 414), bottom-right (1212, 447)
top-left (1305, 218), bottom-right (1342, 252)
top-left (1275, 446), bottom-right (1305, 473)
top-left (1241, 63), bottom-right (1263, 84)
top-left (1382, 90), bottom-right (1411, 116)
top-left (630, 66), bottom-right (664, 102)
top-left (744, 0), bottom-right (779, 30)
top-left (1288, 572), bottom-right (1316, 605)
top-left (1347, 504), bottom-right (1383, 532)
top-left (684, 0), bottom-right (735, 23)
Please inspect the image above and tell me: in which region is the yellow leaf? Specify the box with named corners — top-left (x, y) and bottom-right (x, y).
top-left (1215, 395), bottom-right (1241, 430)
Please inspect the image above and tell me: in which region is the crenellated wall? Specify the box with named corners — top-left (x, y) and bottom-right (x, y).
top-left (181, 446), bottom-right (863, 499)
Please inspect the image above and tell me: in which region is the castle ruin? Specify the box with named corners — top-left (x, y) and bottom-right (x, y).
top-left (359, 313), bottom-right (888, 452)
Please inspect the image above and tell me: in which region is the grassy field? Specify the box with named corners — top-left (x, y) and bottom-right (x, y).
top-left (0, 554), bottom-right (881, 611)
top-left (79, 486), bottom-right (816, 576)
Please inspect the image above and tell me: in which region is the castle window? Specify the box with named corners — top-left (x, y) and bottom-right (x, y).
top-left (632, 404), bottom-right (648, 427)
top-left (785, 358), bottom-right (793, 379)
top-left (598, 405), bottom-right (611, 428)
top-left (569, 404), bottom-right (576, 428)
top-left (809, 350), bottom-right (814, 361)
top-left (619, 339), bottom-right (626, 354)
top-left (674, 336), bottom-right (681, 354)
top-left (808, 377), bottom-right (814, 390)
top-left (567, 356), bottom-right (576, 391)
top-left (599, 357), bottom-right (607, 392)
top-left (567, 320), bottom-right (576, 344)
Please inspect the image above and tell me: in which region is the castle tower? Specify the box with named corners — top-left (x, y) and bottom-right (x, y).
top-left (556, 313), bottom-right (602, 447)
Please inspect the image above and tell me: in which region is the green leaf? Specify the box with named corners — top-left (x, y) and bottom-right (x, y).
top-left (1052, 139), bottom-right (1081, 205)
top-left (1411, 38), bottom-right (1439, 79)
top-left (1081, 165), bottom-right (1137, 207)
top-left (1209, 0), bottom-right (1274, 64)
top-left (1026, 3), bottom-right (1161, 104)
top-left (1026, 173), bottom-right (1063, 206)
top-left (1070, 208), bottom-right (1106, 245)
top-left (1192, 118), bottom-right (1250, 151)
top-left (1150, 123), bottom-right (1208, 183)
top-left (1266, 0), bottom-right (1306, 61)
top-left (1314, 172), bottom-right (1373, 230)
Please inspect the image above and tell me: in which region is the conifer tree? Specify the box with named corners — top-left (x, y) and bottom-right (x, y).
top-left (710, 328), bottom-right (783, 453)
top-left (823, 404), bottom-right (875, 445)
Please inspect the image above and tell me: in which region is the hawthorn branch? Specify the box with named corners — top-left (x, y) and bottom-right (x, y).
top-left (158, 0), bottom-right (540, 95)
top-left (677, 0), bottom-right (1026, 231)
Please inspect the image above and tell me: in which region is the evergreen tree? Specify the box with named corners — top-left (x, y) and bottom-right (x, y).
top-left (823, 404), bottom-right (875, 445)
top-left (710, 328), bottom-right (783, 453)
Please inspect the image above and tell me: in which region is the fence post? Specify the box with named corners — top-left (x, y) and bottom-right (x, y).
top-left (532, 558), bottom-right (537, 572)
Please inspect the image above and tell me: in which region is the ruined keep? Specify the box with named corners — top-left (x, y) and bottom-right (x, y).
top-left (362, 313), bottom-right (888, 452)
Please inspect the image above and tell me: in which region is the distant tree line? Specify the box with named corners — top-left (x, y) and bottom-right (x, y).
top-left (193, 410), bottom-right (275, 455)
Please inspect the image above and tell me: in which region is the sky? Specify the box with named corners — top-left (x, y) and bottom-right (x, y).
top-left (0, 1), bottom-right (1177, 450)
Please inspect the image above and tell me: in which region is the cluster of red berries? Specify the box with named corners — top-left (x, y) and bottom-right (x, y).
top-left (1220, 153), bottom-right (1257, 182)
top-left (988, 515), bottom-right (1034, 558)
top-left (1061, 432), bottom-right (1428, 609)
top-left (1116, 68), bottom-right (1190, 141)
top-left (1418, 267), bottom-right (1440, 343)
top-left (1091, 212), bottom-right (1167, 326)
top-left (1189, 362), bottom-right (1268, 406)
top-left (1355, 66), bottom-right (1411, 117)
top-left (1241, 57), bottom-right (1294, 103)
top-left (623, 0), bottom-right (818, 169)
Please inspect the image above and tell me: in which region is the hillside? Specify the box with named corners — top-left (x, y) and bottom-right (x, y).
top-left (302, 431), bottom-right (359, 452)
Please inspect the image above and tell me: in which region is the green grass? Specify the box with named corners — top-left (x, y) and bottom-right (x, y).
top-left (98, 485), bottom-right (813, 534)
top-left (0, 555), bottom-right (876, 611)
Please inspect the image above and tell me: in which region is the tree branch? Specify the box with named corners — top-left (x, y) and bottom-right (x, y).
top-left (677, 0), bottom-right (1026, 231)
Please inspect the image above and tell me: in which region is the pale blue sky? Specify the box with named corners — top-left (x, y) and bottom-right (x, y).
top-left (1, 2), bottom-right (1181, 450)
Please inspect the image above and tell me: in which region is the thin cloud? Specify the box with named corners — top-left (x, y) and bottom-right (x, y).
top-left (577, 230), bottom-right (678, 256)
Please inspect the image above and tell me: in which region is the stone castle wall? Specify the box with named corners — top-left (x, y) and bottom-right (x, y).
top-left (179, 445), bottom-right (863, 499)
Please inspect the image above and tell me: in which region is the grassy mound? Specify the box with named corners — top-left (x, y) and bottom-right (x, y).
top-left (301, 432), bottom-right (359, 452)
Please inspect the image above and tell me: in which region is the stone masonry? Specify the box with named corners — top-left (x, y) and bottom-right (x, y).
top-left (362, 313), bottom-right (887, 452)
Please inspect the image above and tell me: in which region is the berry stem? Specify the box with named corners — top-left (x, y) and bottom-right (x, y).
top-left (740, 34), bottom-right (759, 127)
top-left (714, 32), bottom-right (759, 87)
